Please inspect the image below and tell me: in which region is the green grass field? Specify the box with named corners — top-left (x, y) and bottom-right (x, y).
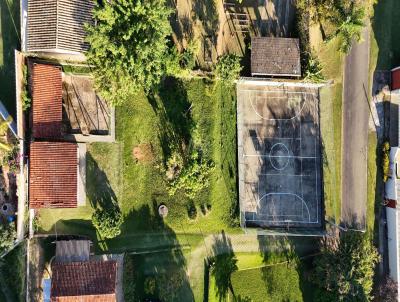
top-left (37, 78), bottom-right (239, 252)
top-left (0, 242), bottom-right (26, 302)
top-left (371, 0), bottom-right (400, 70)
top-left (0, 0), bottom-right (19, 116)
top-left (208, 253), bottom-right (316, 302)
top-left (318, 38), bottom-right (344, 224)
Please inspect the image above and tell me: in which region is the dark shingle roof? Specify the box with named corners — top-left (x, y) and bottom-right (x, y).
top-left (251, 37), bottom-right (301, 77)
top-left (29, 142), bottom-right (78, 209)
top-left (30, 63), bottom-right (63, 139)
top-left (51, 261), bottom-right (117, 302)
top-left (27, 0), bottom-right (94, 53)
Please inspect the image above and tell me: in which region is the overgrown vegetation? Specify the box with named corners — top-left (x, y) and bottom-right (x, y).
top-left (297, 0), bottom-right (366, 54)
top-left (312, 232), bottom-right (380, 301)
top-left (86, 0), bottom-right (172, 105)
top-left (92, 207), bottom-right (123, 239)
top-left (21, 65), bottom-right (31, 111)
top-left (214, 54), bottom-right (242, 84)
top-left (382, 141), bottom-right (390, 182)
top-left (0, 223), bottom-right (16, 254)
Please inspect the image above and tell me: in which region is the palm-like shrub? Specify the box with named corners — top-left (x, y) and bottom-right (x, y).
top-left (329, 1), bottom-right (365, 53)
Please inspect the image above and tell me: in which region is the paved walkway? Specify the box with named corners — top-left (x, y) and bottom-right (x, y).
top-left (341, 26), bottom-right (370, 230)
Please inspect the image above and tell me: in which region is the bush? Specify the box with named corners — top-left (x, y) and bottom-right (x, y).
top-left (304, 53), bottom-right (325, 83)
top-left (92, 207), bottom-right (123, 239)
top-left (21, 65), bottom-right (31, 111)
top-left (312, 232), bottom-right (380, 301)
top-left (144, 276), bottom-right (156, 295)
top-left (382, 141), bottom-right (390, 182)
top-left (214, 54), bottom-right (242, 84)
top-left (168, 150), bottom-right (214, 199)
top-left (0, 223), bottom-right (15, 254)
top-left (187, 201), bottom-right (197, 220)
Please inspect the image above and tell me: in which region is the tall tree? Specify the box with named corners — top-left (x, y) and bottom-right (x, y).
top-left (313, 232), bottom-right (380, 301)
top-left (86, 0), bottom-right (172, 105)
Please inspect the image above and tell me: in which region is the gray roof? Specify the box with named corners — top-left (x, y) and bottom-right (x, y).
top-left (27, 0), bottom-right (94, 53)
top-left (251, 37), bottom-right (301, 77)
top-left (55, 240), bottom-right (91, 263)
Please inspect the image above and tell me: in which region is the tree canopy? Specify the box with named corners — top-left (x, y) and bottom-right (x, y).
top-left (312, 232), bottom-right (380, 301)
top-left (92, 207), bottom-right (123, 239)
top-left (86, 0), bottom-right (172, 105)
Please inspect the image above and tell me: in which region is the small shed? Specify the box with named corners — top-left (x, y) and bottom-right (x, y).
top-left (26, 0), bottom-right (94, 54)
top-left (251, 37), bottom-right (301, 77)
top-left (55, 240), bottom-right (91, 263)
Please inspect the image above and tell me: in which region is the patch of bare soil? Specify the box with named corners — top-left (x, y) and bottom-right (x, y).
top-left (132, 143), bottom-right (156, 163)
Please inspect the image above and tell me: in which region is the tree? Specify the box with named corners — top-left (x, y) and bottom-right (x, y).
top-left (375, 276), bottom-right (397, 302)
top-left (0, 223), bottom-right (15, 254)
top-left (86, 0), bottom-right (172, 105)
top-left (92, 207), bottom-right (123, 239)
top-left (312, 232), bottom-right (380, 301)
top-left (328, 1), bottom-right (365, 53)
top-left (168, 150), bottom-right (214, 199)
top-left (214, 54), bottom-right (242, 84)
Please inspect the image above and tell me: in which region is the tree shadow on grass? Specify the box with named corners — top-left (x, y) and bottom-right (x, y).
top-left (114, 203), bottom-right (194, 302)
top-left (86, 152), bottom-right (118, 210)
top-left (150, 77), bottom-right (194, 163)
top-left (257, 235), bottom-right (319, 302)
top-left (210, 230), bottom-right (238, 301)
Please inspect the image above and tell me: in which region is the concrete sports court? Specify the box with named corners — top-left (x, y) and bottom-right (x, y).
top-left (237, 80), bottom-right (323, 229)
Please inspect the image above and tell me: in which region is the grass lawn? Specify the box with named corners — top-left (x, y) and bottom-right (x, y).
top-left (0, 0), bottom-right (19, 116)
top-left (0, 242), bottom-right (26, 302)
top-left (317, 37), bottom-right (344, 224)
top-left (36, 78), bottom-right (239, 253)
top-left (367, 132), bottom-right (381, 237)
top-left (371, 0), bottom-right (400, 70)
top-left (208, 253), bottom-right (316, 302)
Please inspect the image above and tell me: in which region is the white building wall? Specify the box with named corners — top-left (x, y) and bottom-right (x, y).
top-left (386, 207), bottom-right (399, 283)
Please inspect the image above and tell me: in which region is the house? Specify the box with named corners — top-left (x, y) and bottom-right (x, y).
top-left (385, 73), bottom-right (400, 301)
top-left (29, 141), bottom-right (85, 208)
top-left (384, 147), bottom-right (400, 301)
top-left (50, 240), bottom-right (119, 301)
top-left (26, 0), bottom-right (94, 55)
top-left (251, 37), bottom-right (301, 77)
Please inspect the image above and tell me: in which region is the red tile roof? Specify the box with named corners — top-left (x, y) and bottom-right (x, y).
top-left (51, 261), bottom-right (117, 302)
top-left (392, 68), bottom-right (400, 91)
top-left (30, 63), bottom-right (63, 138)
top-left (29, 142), bottom-right (77, 208)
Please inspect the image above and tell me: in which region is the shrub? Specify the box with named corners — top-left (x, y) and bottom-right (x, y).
top-left (168, 150), bottom-right (214, 199)
top-left (144, 276), bottom-right (156, 295)
top-left (214, 54), bottom-right (242, 84)
top-left (304, 53), bottom-right (325, 83)
top-left (92, 207), bottom-right (123, 239)
top-left (21, 65), bottom-right (31, 111)
top-left (312, 232), bottom-right (380, 301)
top-left (0, 223), bottom-right (15, 254)
top-left (382, 141), bottom-right (390, 182)
top-left (187, 201), bottom-right (197, 220)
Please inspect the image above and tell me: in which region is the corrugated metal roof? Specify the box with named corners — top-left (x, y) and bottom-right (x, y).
top-left (392, 68), bottom-right (400, 91)
top-left (29, 142), bottom-right (78, 208)
top-left (51, 260), bottom-right (117, 301)
top-left (30, 63), bottom-right (63, 139)
top-left (27, 0), bottom-right (94, 53)
top-left (55, 240), bottom-right (90, 263)
top-left (251, 37), bottom-right (301, 77)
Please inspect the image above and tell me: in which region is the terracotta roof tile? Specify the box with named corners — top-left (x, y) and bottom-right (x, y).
top-left (30, 63), bottom-right (63, 139)
top-left (29, 142), bottom-right (78, 208)
top-left (51, 261), bottom-right (117, 302)
top-left (251, 37), bottom-right (301, 77)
